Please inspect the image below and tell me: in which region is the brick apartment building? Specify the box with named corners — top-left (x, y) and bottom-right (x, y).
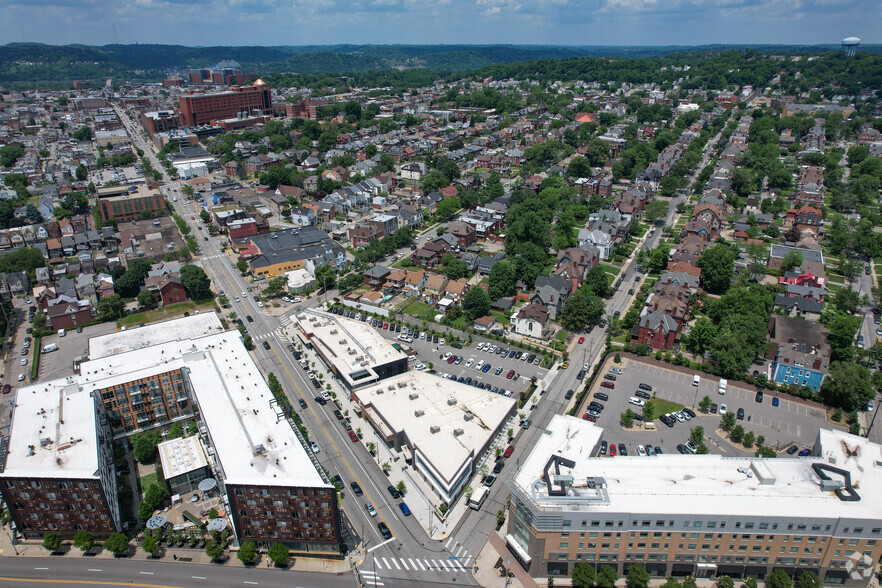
top-left (96, 185), bottom-right (165, 223)
top-left (178, 81), bottom-right (272, 126)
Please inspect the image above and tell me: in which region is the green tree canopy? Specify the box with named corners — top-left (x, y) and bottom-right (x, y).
top-left (697, 244), bottom-right (735, 294)
top-left (314, 264), bottom-right (337, 290)
top-left (462, 286), bottom-right (491, 321)
top-left (821, 361), bottom-right (875, 412)
top-left (180, 265), bottom-right (212, 300)
top-left (103, 533), bottom-right (131, 556)
top-left (626, 564), bottom-right (650, 588)
top-left (267, 542), bottom-right (290, 567)
top-left (488, 259), bottom-right (517, 301)
top-left (572, 561), bottom-right (596, 588)
top-left (73, 530), bottom-right (95, 553)
top-left (237, 539), bottom-right (257, 564)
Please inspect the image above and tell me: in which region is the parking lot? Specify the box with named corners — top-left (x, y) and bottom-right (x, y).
top-left (575, 355), bottom-right (837, 458)
top-left (36, 322), bottom-right (118, 382)
top-left (359, 315), bottom-right (547, 397)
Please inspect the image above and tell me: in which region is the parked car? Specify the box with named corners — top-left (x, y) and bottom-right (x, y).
top-left (594, 392), bottom-right (609, 401)
top-left (503, 445), bottom-right (514, 458)
top-left (399, 502), bottom-right (411, 516)
top-left (564, 389), bottom-right (574, 400)
top-left (387, 485), bottom-right (400, 499)
top-left (601, 381), bottom-right (615, 389)
top-left (736, 408), bottom-right (745, 420)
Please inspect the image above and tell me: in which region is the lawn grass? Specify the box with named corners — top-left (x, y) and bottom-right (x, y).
top-left (119, 300), bottom-right (218, 328)
top-left (402, 300), bottom-right (432, 319)
top-left (650, 397), bottom-right (685, 415)
top-left (139, 471), bottom-right (158, 498)
top-left (598, 263), bottom-right (621, 276)
top-left (556, 330), bottom-right (567, 343)
top-left (490, 311), bottom-right (510, 325)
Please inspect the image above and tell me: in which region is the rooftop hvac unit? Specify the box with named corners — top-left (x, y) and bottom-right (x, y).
top-left (464, 413), bottom-right (474, 421)
top-left (388, 385), bottom-right (395, 391)
top-left (338, 339), bottom-right (347, 345)
top-left (430, 425), bottom-right (441, 434)
top-left (453, 428), bottom-right (464, 437)
top-left (414, 410), bottom-right (425, 417)
top-left (254, 444), bottom-right (266, 454)
top-left (330, 329), bottom-right (338, 335)
top-left (447, 398), bottom-right (457, 406)
top-left (409, 393), bottom-right (419, 400)
top-left (397, 381), bottom-right (407, 388)
top-left (348, 348), bottom-right (357, 355)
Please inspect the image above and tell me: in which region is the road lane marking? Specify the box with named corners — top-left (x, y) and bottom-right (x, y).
top-left (87, 569), bottom-right (102, 572)
top-left (34, 568), bottom-right (48, 570)
top-left (192, 577), bottom-right (206, 580)
top-left (400, 559), bottom-right (409, 570)
top-left (392, 558), bottom-right (401, 570)
top-left (367, 537), bottom-right (395, 553)
top-left (415, 559), bottom-right (426, 570)
top-left (139, 572), bottom-right (154, 575)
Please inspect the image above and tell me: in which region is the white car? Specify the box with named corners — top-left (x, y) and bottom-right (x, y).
top-left (292, 297), bottom-right (302, 303)
top-left (20, 358), bottom-right (27, 366)
top-left (478, 342), bottom-right (487, 351)
top-left (583, 363), bottom-right (590, 371)
top-left (465, 358), bottom-right (474, 368)
top-left (17, 373), bottom-right (25, 381)
top-left (309, 441), bottom-right (321, 453)
top-left (307, 371), bottom-right (317, 380)
top-left (257, 301), bottom-right (264, 308)
top-left (610, 367), bottom-right (623, 375)
top-left (321, 391), bottom-right (331, 400)
top-left (439, 338), bottom-right (446, 346)
top-left (443, 352), bottom-right (452, 361)
top-left (637, 445), bottom-right (647, 456)
top-left (282, 297), bottom-right (291, 303)
top-left (628, 397), bottom-right (644, 407)
top-left (719, 404), bottom-right (728, 415)
top-left (365, 502), bottom-right (377, 517)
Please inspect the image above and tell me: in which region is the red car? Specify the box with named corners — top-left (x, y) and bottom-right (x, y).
top-left (582, 414), bottom-right (597, 422)
top-left (506, 370), bottom-right (515, 379)
top-left (503, 445), bottom-right (514, 458)
top-left (348, 431), bottom-right (359, 442)
top-left (1, 384), bottom-right (10, 395)
top-left (578, 337), bottom-right (585, 344)
top-left (600, 381), bottom-right (615, 389)
top-left (190, 216), bottom-right (195, 220)
top-left (609, 444), bottom-right (617, 456)
top-left (383, 322), bottom-right (389, 330)
top-left (447, 355), bottom-right (457, 364)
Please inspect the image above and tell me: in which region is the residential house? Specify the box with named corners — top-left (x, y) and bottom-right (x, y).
top-left (157, 274), bottom-right (187, 306)
top-left (422, 274), bottom-right (448, 305)
top-left (510, 303), bottom-right (550, 340)
top-left (447, 221), bottom-right (477, 249)
top-left (45, 295), bottom-right (92, 330)
top-left (445, 278), bottom-right (468, 302)
top-left (290, 206), bottom-right (316, 227)
top-left (403, 270), bottom-right (426, 298)
top-left (630, 310), bottom-right (679, 350)
top-left (364, 265), bottom-right (392, 290)
top-left (473, 315), bottom-right (496, 332)
top-left (773, 295), bottom-right (823, 321)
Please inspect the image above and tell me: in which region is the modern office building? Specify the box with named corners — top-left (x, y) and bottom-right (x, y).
top-left (2, 314), bottom-right (341, 553)
top-left (351, 371), bottom-right (517, 504)
top-left (0, 381), bottom-right (121, 539)
top-left (178, 81), bottom-right (272, 126)
top-left (294, 309), bottom-right (408, 391)
top-left (96, 184), bottom-right (165, 223)
top-left (507, 415), bottom-right (882, 587)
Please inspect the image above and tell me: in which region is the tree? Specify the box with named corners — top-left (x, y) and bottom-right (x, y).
top-left (136, 290), bottom-right (154, 308)
top-left (743, 431), bottom-right (756, 447)
top-left (583, 265), bottom-right (612, 298)
top-left (648, 245), bottom-right (670, 272)
top-left (488, 260), bottom-right (517, 301)
top-left (435, 196), bottom-right (461, 219)
top-left (199, 209), bottom-right (211, 224)
top-left (314, 264), bottom-right (336, 290)
top-left (572, 561), bottom-right (596, 588)
top-left (744, 577), bottom-right (758, 588)
top-left (596, 564), bottom-right (618, 588)
top-left (167, 422), bottom-right (184, 440)
top-left (643, 200), bottom-right (669, 224)
top-left (180, 265), bottom-right (212, 300)
top-left (43, 532), bottom-right (62, 552)
top-left (682, 317), bottom-right (717, 356)
top-left (132, 429), bottom-right (161, 463)
top-left (238, 539), bottom-right (257, 564)
top-left (98, 294), bottom-right (125, 320)
top-left (730, 424), bottom-right (745, 443)
top-left (661, 578), bottom-right (682, 588)
top-left (780, 250), bottom-right (803, 272)
top-left (396, 480), bottom-right (407, 494)
top-left (690, 426), bottom-right (705, 445)
top-left (718, 576), bottom-right (735, 588)
top-left (462, 286), bottom-right (491, 321)
top-left (181, 184), bottom-right (194, 197)
top-left (721, 412), bottom-right (736, 431)
top-left (567, 156), bottom-right (592, 178)
top-left (206, 540), bottom-right (225, 561)
top-left (236, 260), bottom-right (249, 274)
top-left (621, 409), bottom-right (635, 428)
top-left (267, 542), bottom-right (289, 567)
top-left (443, 255), bottom-right (469, 280)
top-left (794, 570), bottom-right (820, 588)
top-left (699, 395), bottom-right (712, 413)
top-left (73, 530), bottom-right (95, 553)
top-left (767, 569), bottom-right (793, 588)
top-left (138, 501), bottom-right (155, 522)
top-left (25, 203), bottom-right (43, 223)
top-left (698, 244), bottom-right (735, 294)
top-left (264, 275), bottom-right (288, 298)
top-left (626, 564), bottom-right (650, 588)
top-left (559, 291), bottom-right (605, 331)
top-left (642, 399), bottom-right (657, 421)
top-left (73, 126), bottom-right (93, 141)
top-left (104, 533), bottom-right (131, 556)
top-left (142, 535), bottom-right (159, 555)
top-left (75, 164), bottom-right (88, 181)
top-left (144, 483), bottom-right (169, 511)
top-left (821, 361), bottom-right (875, 412)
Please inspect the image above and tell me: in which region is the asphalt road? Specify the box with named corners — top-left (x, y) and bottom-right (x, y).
top-left (0, 554), bottom-right (359, 588)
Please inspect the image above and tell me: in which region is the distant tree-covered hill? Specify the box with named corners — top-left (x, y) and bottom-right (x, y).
top-left (0, 42), bottom-right (879, 89)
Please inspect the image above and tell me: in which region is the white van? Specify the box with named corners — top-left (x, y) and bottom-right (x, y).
top-left (468, 486), bottom-right (490, 510)
top-left (58, 329), bottom-right (66, 337)
top-left (42, 343), bottom-right (58, 354)
top-left (718, 378), bottom-right (728, 395)
top-left (692, 374), bottom-right (700, 387)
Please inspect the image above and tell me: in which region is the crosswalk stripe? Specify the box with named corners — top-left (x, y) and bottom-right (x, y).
top-left (452, 559), bottom-right (466, 571)
top-left (415, 559), bottom-right (426, 571)
top-left (380, 557), bottom-right (389, 569)
top-left (392, 558), bottom-right (401, 570)
top-left (400, 559), bottom-right (409, 570)
top-left (361, 571), bottom-right (379, 577)
top-left (438, 560), bottom-right (449, 570)
top-left (445, 537), bottom-right (454, 549)
top-left (408, 558), bottom-right (418, 570)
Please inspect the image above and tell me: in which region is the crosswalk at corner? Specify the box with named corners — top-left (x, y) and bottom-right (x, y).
top-left (360, 570), bottom-right (384, 586)
top-left (369, 555), bottom-right (472, 573)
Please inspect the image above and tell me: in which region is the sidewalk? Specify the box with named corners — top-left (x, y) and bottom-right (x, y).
top-left (0, 523), bottom-right (350, 573)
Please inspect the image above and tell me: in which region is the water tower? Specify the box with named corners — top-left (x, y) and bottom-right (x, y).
top-left (842, 36), bottom-right (861, 57)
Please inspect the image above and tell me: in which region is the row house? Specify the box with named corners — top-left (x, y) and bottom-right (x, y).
top-left (412, 238), bottom-right (452, 268)
top-left (784, 205), bottom-right (823, 233)
top-left (348, 223), bottom-right (385, 249)
top-left (446, 221), bottom-right (477, 249)
top-left (613, 185), bottom-right (650, 220)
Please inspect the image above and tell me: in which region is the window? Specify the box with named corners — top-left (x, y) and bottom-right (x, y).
top-left (560, 543), bottom-right (568, 549)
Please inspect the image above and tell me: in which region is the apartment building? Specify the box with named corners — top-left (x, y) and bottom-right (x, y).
top-left (96, 184), bottom-right (165, 223)
top-left (0, 382), bottom-right (121, 539)
top-left (508, 415), bottom-right (882, 587)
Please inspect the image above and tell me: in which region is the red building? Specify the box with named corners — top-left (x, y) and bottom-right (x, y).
top-left (158, 275), bottom-right (187, 306)
top-left (45, 299), bottom-right (93, 330)
top-left (630, 310), bottom-right (679, 350)
top-left (178, 80), bottom-right (272, 126)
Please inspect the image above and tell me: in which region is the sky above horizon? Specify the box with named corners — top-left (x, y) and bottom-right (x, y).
top-left (1, 0), bottom-right (878, 48)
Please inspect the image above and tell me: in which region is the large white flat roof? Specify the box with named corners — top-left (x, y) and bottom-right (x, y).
top-left (88, 312), bottom-right (224, 359)
top-left (2, 379), bottom-right (99, 479)
top-left (158, 436), bottom-right (209, 480)
top-left (296, 309), bottom-right (407, 387)
top-left (81, 331), bottom-right (327, 489)
top-left (355, 372), bottom-right (516, 485)
top-left (515, 415), bottom-right (882, 522)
